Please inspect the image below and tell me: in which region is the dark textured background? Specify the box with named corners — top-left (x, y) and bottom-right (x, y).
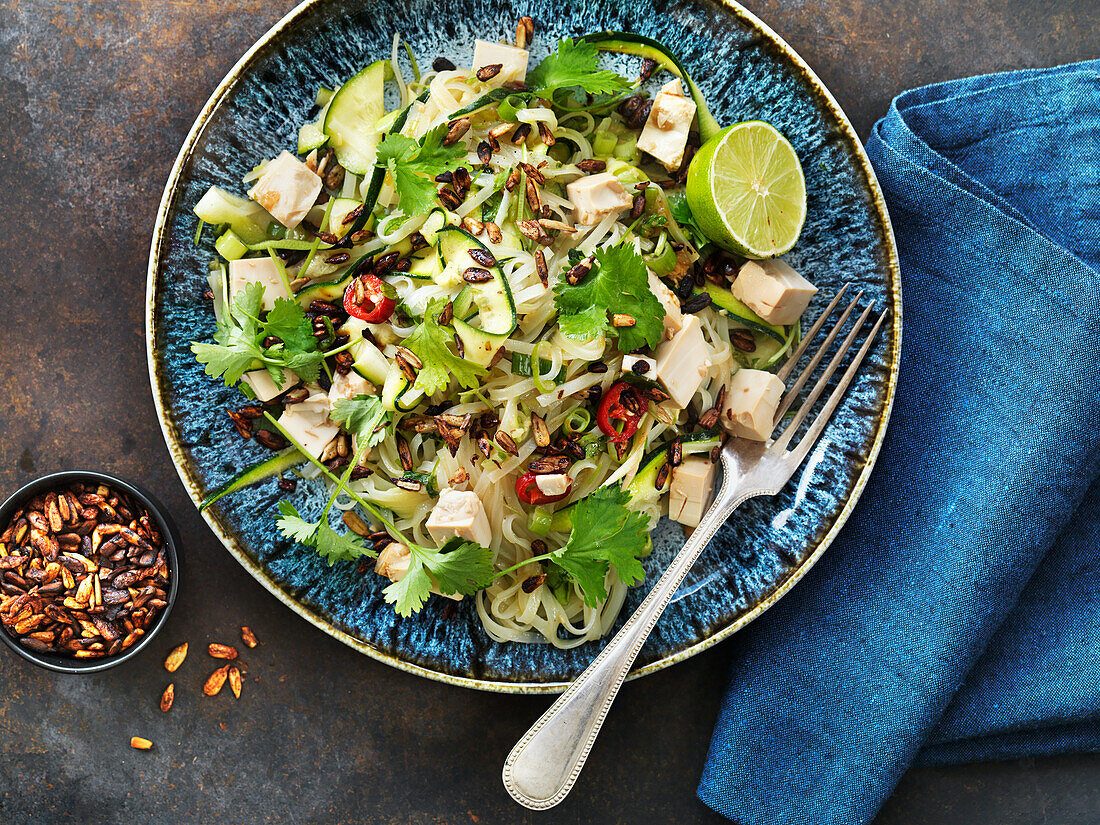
top-left (0, 1), bottom-right (1097, 823)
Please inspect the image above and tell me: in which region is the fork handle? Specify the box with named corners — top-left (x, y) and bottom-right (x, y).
top-left (502, 472), bottom-right (747, 810)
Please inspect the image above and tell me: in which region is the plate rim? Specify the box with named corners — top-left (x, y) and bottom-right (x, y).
top-left (145, 0), bottom-right (902, 694)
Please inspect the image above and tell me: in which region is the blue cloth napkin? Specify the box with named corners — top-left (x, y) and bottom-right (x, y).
top-left (698, 60), bottom-right (1100, 825)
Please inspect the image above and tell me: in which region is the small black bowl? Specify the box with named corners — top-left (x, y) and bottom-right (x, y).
top-left (0, 471), bottom-right (181, 674)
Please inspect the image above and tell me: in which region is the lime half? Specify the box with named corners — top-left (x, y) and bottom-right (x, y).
top-left (685, 121), bottom-right (807, 258)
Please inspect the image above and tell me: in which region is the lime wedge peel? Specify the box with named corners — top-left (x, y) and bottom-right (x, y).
top-left (685, 121), bottom-right (807, 258)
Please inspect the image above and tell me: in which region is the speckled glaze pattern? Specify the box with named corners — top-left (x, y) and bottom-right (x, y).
top-left (147, 0), bottom-right (901, 692)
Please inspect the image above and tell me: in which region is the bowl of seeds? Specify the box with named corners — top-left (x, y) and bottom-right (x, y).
top-left (0, 471), bottom-right (180, 673)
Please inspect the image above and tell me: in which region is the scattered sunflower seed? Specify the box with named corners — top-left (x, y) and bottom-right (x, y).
top-left (475, 63), bottom-right (503, 82)
top-left (443, 117), bottom-right (471, 146)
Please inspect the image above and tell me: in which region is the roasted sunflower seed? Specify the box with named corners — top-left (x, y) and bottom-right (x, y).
top-left (730, 329), bottom-right (757, 352)
top-left (462, 267), bottom-right (493, 283)
top-left (443, 117), bottom-right (471, 145)
top-left (475, 63), bottom-right (503, 82)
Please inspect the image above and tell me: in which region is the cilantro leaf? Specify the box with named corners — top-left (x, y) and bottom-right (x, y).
top-left (262, 297), bottom-right (315, 353)
top-left (330, 394), bottom-right (392, 448)
top-left (193, 282), bottom-right (322, 386)
top-left (382, 538), bottom-right (495, 616)
top-left (554, 243), bottom-right (666, 351)
top-left (275, 500), bottom-right (316, 543)
top-left (404, 298), bottom-right (487, 395)
top-left (313, 522), bottom-right (370, 565)
top-left (527, 38), bottom-right (632, 98)
top-left (230, 281), bottom-right (265, 336)
top-left (262, 296), bottom-right (322, 383)
top-left (383, 560), bottom-right (434, 616)
top-left (557, 303), bottom-right (610, 341)
top-left (275, 501), bottom-right (372, 567)
top-left (550, 486), bottom-right (650, 607)
top-left (192, 331), bottom-right (262, 386)
top-left (376, 125), bottom-right (466, 216)
top-left (279, 349), bottom-right (323, 383)
top-left (423, 538), bottom-right (496, 594)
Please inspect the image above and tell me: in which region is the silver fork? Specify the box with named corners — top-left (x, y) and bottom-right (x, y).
top-left (502, 285), bottom-right (888, 810)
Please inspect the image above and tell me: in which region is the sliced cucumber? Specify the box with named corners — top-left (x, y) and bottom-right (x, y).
top-left (510, 352), bottom-right (564, 383)
top-left (328, 197), bottom-right (363, 239)
top-left (453, 318), bottom-right (509, 367)
top-left (298, 118), bottom-right (329, 155)
top-left (194, 186), bottom-right (272, 244)
top-left (436, 226), bottom-right (517, 335)
top-left (419, 208), bottom-right (448, 244)
top-left (699, 282), bottom-right (786, 343)
top-left (214, 229), bottom-right (249, 261)
top-left (199, 449), bottom-right (306, 511)
top-left (445, 88), bottom-right (513, 121)
top-left (295, 271), bottom-right (354, 306)
top-left (324, 60), bottom-right (387, 175)
top-left (405, 244), bottom-right (444, 280)
top-left (451, 286), bottom-right (477, 322)
top-left (381, 362), bottom-right (424, 412)
top-left (578, 32), bottom-right (722, 142)
top-left (337, 317), bottom-right (390, 384)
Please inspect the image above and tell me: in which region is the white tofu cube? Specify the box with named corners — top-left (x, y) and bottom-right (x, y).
top-left (648, 269), bottom-right (683, 338)
top-left (638, 79), bottom-right (697, 171)
top-left (229, 257), bottom-right (290, 312)
top-left (722, 368), bottom-right (784, 441)
top-left (655, 314), bottom-right (711, 408)
top-left (669, 456), bottom-right (716, 527)
top-left (242, 368), bottom-right (298, 402)
top-left (566, 172), bottom-right (633, 225)
top-left (732, 259), bottom-right (818, 326)
top-left (425, 489), bottom-right (493, 547)
top-left (471, 40), bottom-right (529, 87)
top-left (248, 150), bottom-right (323, 229)
top-left (534, 474), bottom-right (571, 497)
top-left (375, 543), bottom-right (462, 601)
top-left (276, 386), bottom-right (340, 458)
top-left (622, 354), bottom-right (657, 378)
top-left (328, 370), bottom-right (375, 405)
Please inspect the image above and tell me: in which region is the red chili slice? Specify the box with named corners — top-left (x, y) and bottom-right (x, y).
top-left (515, 471), bottom-right (572, 506)
top-left (343, 272), bottom-right (396, 323)
top-left (597, 381), bottom-right (644, 444)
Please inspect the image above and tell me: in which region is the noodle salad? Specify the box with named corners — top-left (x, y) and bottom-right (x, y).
top-left (190, 21), bottom-right (815, 647)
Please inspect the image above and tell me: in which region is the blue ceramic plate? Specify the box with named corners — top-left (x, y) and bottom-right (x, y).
top-left (147, 0), bottom-right (901, 692)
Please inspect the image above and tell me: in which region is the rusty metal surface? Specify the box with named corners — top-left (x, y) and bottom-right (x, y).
top-left (0, 1), bottom-right (1096, 823)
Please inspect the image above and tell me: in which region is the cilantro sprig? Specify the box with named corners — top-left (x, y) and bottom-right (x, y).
top-left (527, 38), bottom-right (633, 99)
top-left (553, 242), bottom-right (666, 352)
top-left (273, 394), bottom-right (392, 565)
top-left (494, 486), bottom-right (650, 607)
top-left (375, 125), bottom-right (466, 216)
top-left (276, 499), bottom-right (371, 565)
top-left (404, 298), bottom-right (487, 395)
top-left (191, 282), bottom-right (323, 388)
top-left (267, 401), bottom-right (493, 611)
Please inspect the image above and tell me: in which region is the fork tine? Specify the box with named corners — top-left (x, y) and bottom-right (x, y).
top-left (773, 300), bottom-right (876, 450)
top-left (775, 283), bottom-right (850, 383)
top-left (774, 290), bottom-right (864, 423)
top-left (787, 308), bottom-right (888, 464)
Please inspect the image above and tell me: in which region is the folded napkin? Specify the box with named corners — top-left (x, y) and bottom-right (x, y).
top-left (698, 60), bottom-right (1100, 825)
